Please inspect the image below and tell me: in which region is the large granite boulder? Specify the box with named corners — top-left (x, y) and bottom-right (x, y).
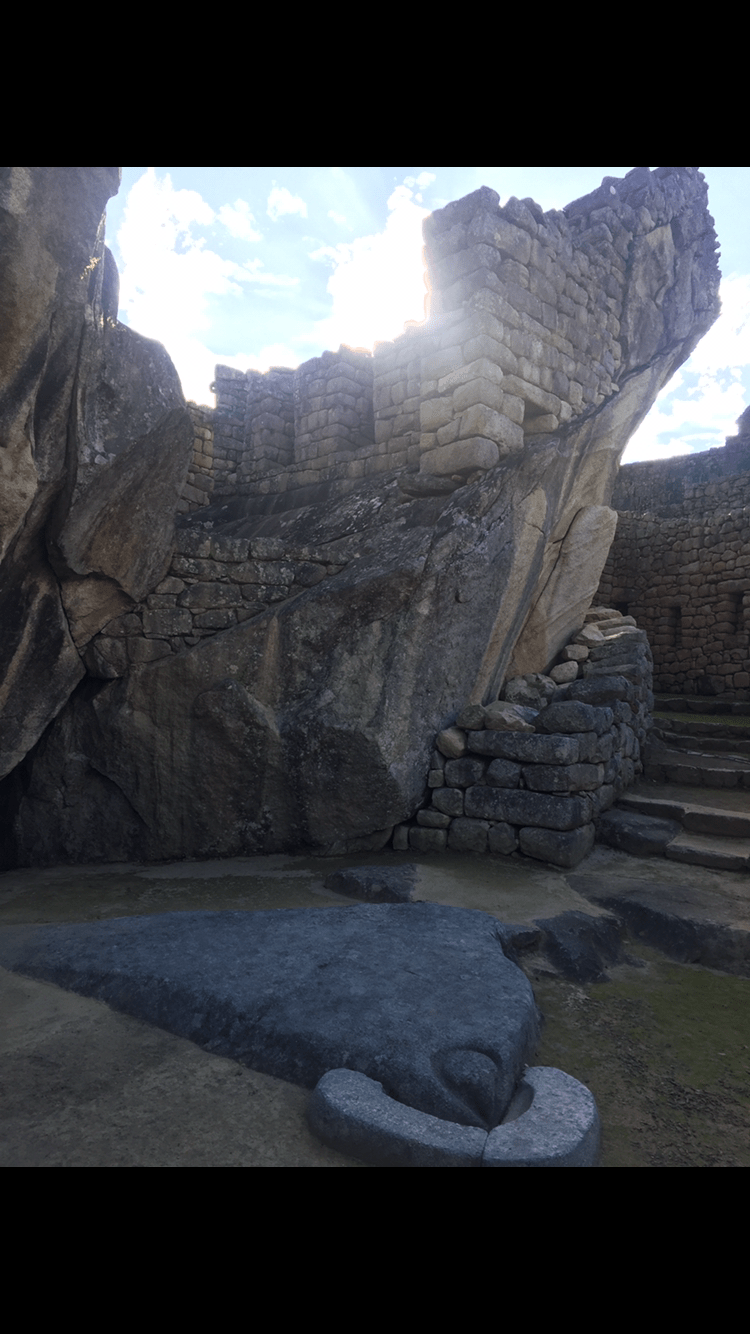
top-left (0, 168), bottom-right (193, 784)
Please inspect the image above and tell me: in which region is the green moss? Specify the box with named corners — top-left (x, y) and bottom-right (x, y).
top-left (533, 946), bottom-right (750, 1167)
top-left (654, 711), bottom-right (750, 730)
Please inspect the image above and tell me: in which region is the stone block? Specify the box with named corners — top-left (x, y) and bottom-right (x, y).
top-left (452, 378), bottom-right (505, 415)
top-left (409, 827), bottom-right (447, 853)
top-left (418, 810), bottom-right (452, 829)
top-left (468, 211), bottom-right (532, 266)
top-left (458, 404), bottom-right (518, 446)
top-left (488, 824), bottom-right (519, 855)
top-left (177, 583), bottom-right (242, 611)
top-left (444, 758), bottom-right (487, 788)
top-left (420, 437), bottom-right (501, 476)
top-left (436, 420), bottom-right (460, 447)
top-left (438, 358), bottom-right (505, 395)
top-left (483, 702), bottom-right (537, 732)
top-left (567, 676), bottom-right (632, 705)
top-left (470, 789), bottom-right (591, 831)
top-left (431, 788), bottom-right (464, 818)
top-left (420, 397), bottom-right (455, 432)
top-left (537, 702), bottom-right (614, 736)
top-left (392, 825), bottom-right (410, 852)
top-left (142, 608), bottom-right (193, 637)
top-left (448, 819), bottom-right (490, 853)
top-left (550, 661), bottom-right (579, 684)
top-left (462, 335), bottom-right (519, 374)
top-left (464, 787), bottom-right (509, 822)
top-left (518, 824), bottom-right (596, 869)
top-left (486, 759), bottom-right (522, 788)
top-left (521, 763), bottom-right (604, 794)
top-left (436, 727), bottom-right (468, 758)
top-left (456, 703), bottom-right (488, 730)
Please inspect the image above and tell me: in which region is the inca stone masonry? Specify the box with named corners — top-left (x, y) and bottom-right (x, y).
top-left (0, 167), bottom-right (724, 870)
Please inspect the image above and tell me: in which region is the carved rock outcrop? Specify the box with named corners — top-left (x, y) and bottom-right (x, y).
top-left (0, 168), bottom-right (194, 784)
top-left (1, 168), bottom-right (721, 867)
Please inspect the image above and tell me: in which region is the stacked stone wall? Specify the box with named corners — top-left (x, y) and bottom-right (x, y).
top-left (84, 528), bottom-right (347, 678)
top-left (599, 423), bottom-right (750, 698)
top-left (396, 612), bottom-right (653, 869)
top-left (180, 168), bottom-right (713, 511)
top-left (179, 402), bottom-right (216, 514)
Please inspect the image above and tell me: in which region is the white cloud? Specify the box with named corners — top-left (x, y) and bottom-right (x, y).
top-left (623, 274), bottom-right (750, 462)
top-left (328, 210), bottom-right (348, 225)
top-left (267, 185), bottom-right (308, 221)
top-left (114, 168), bottom-right (259, 402)
top-left (404, 171), bottom-right (437, 201)
top-left (242, 258), bottom-right (299, 288)
top-left (309, 176), bottom-right (430, 351)
top-left (217, 198), bottom-right (262, 242)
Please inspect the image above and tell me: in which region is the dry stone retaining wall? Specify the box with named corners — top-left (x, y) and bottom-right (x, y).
top-left (394, 611), bottom-right (653, 868)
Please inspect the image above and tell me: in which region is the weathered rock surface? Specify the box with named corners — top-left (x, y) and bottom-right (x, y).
top-left (0, 168), bottom-right (193, 785)
top-left (0, 903), bottom-right (541, 1130)
top-left (0, 168), bottom-right (721, 867)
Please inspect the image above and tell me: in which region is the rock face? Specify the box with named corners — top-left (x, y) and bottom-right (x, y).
top-left (0, 168), bottom-right (193, 794)
top-left (0, 167), bottom-right (721, 868)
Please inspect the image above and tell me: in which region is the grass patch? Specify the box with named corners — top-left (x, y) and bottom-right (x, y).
top-left (533, 946), bottom-right (750, 1167)
top-left (654, 711), bottom-right (750, 730)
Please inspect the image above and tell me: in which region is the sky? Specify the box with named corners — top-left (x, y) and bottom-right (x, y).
top-left (105, 167), bottom-right (750, 463)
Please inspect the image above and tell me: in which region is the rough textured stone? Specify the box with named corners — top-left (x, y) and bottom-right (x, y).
top-left (483, 702), bottom-right (537, 732)
top-left (448, 818), bottom-right (490, 853)
top-left (488, 823), bottom-right (519, 855)
top-left (444, 758), bottom-right (486, 787)
top-left (482, 1067), bottom-right (601, 1167)
top-left (537, 701), bottom-right (614, 736)
top-left (504, 674), bottom-right (557, 710)
top-left (0, 903), bottom-right (541, 1131)
top-left (1, 167), bottom-right (721, 867)
top-left (0, 168), bottom-right (192, 784)
top-left (519, 823), bottom-right (597, 869)
top-left (322, 865), bottom-right (417, 904)
top-left (469, 732), bottom-right (581, 765)
top-left (309, 1065), bottom-right (600, 1168)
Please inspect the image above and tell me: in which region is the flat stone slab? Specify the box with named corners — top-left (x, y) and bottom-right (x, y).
top-left (597, 808), bottom-right (681, 857)
top-left (570, 874), bottom-right (750, 978)
top-left (322, 864), bottom-right (417, 903)
top-left (0, 903), bottom-right (542, 1131)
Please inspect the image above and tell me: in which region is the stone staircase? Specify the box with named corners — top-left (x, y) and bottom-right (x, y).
top-left (598, 697), bottom-right (750, 871)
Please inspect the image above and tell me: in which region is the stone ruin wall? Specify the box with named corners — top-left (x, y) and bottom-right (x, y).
top-left (396, 611), bottom-right (653, 869)
top-left (85, 528), bottom-right (349, 678)
top-left (597, 416), bottom-right (750, 699)
top-left (178, 168), bottom-right (698, 516)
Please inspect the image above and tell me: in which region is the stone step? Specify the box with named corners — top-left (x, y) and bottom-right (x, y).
top-left (664, 832), bottom-right (750, 873)
top-left (644, 742), bottom-right (750, 789)
top-left (653, 727), bottom-right (750, 756)
top-left (655, 695), bottom-right (750, 718)
top-left (618, 791), bottom-right (750, 838)
top-left (597, 807), bottom-right (750, 871)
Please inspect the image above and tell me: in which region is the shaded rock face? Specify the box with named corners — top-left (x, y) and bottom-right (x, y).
top-left (0, 168), bottom-right (194, 785)
top-left (1, 167), bottom-right (721, 868)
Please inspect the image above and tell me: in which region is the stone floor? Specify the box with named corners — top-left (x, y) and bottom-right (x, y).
top-left (1, 846), bottom-right (748, 1167)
